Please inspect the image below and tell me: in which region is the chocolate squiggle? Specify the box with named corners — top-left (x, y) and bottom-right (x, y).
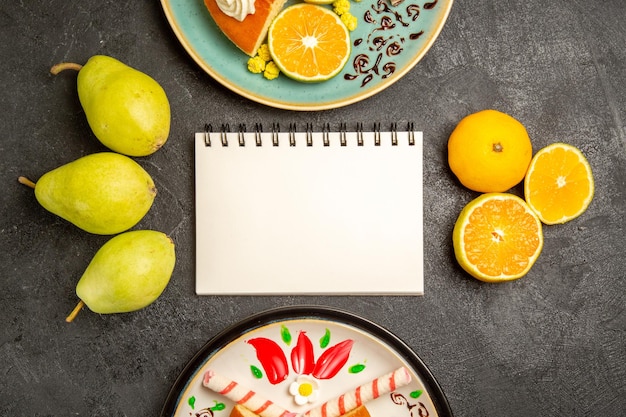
top-left (344, 0), bottom-right (440, 87)
top-left (390, 392), bottom-right (431, 417)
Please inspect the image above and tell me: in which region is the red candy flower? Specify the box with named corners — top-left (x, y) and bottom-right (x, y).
top-left (247, 337), bottom-right (289, 384)
top-left (312, 339), bottom-right (354, 380)
top-left (247, 331), bottom-right (353, 385)
top-left (291, 331), bottom-right (315, 375)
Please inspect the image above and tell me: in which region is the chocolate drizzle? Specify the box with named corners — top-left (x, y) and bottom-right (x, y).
top-left (390, 392), bottom-right (432, 417)
top-left (409, 30), bottom-right (424, 40)
top-left (407, 4), bottom-right (420, 20)
top-left (344, 0), bottom-right (440, 87)
top-left (424, 0), bottom-right (438, 10)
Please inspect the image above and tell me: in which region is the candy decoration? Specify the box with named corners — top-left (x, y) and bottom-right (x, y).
top-left (247, 337), bottom-right (290, 384)
top-left (203, 369), bottom-right (295, 417)
top-left (303, 367), bottom-right (412, 417)
top-left (311, 339), bottom-right (354, 380)
top-left (291, 332), bottom-right (315, 375)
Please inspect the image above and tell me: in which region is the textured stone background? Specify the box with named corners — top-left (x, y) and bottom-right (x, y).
top-left (1, 1), bottom-right (624, 416)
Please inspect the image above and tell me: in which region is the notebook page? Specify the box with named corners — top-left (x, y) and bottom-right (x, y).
top-left (195, 129), bottom-right (423, 295)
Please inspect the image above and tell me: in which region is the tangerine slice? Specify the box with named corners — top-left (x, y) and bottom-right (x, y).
top-left (524, 143), bottom-right (594, 225)
top-left (267, 3), bottom-right (351, 82)
top-left (453, 193), bottom-right (544, 282)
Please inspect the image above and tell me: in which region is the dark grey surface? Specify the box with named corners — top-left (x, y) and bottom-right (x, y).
top-left (1, 1), bottom-right (625, 416)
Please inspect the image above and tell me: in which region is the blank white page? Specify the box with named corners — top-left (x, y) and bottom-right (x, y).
top-left (194, 128), bottom-right (423, 295)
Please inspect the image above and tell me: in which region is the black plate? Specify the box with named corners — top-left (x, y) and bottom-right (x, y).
top-left (161, 306), bottom-right (453, 417)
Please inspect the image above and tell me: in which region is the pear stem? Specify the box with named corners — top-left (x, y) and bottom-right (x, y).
top-left (50, 62), bottom-right (83, 75)
top-left (66, 300), bottom-right (85, 323)
top-left (18, 176), bottom-right (36, 189)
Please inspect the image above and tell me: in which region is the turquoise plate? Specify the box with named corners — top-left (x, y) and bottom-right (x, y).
top-left (161, 0), bottom-right (453, 111)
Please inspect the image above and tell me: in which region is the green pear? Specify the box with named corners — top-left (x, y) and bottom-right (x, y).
top-left (19, 152), bottom-right (156, 235)
top-left (51, 55), bottom-right (170, 157)
top-left (66, 230), bottom-right (176, 322)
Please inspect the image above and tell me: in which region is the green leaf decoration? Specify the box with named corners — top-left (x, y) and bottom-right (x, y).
top-left (349, 363), bottom-right (366, 374)
top-left (281, 325), bottom-right (292, 345)
top-left (211, 401), bottom-right (226, 411)
top-left (410, 390), bottom-right (423, 399)
top-left (188, 396), bottom-right (196, 410)
top-left (251, 365), bottom-right (263, 379)
top-left (319, 328), bottom-right (331, 348)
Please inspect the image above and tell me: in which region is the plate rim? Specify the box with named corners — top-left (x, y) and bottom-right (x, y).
top-left (160, 0), bottom-right (454, 111)
top-left (160, 305), bottom-right (453, 417)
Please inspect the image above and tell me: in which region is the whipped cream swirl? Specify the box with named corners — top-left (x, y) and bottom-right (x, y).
top-left (216, 0), bottom-right (256, 22)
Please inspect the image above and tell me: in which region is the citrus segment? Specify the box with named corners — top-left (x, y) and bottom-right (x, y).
top-left (453, 193), bottom-right (543, 282)
top-left (524, 143), bottom-right (594, 225)
top-left (448, 110), bottom-right (532, 193)
top-left (268, 4), bottom-right (351, 82)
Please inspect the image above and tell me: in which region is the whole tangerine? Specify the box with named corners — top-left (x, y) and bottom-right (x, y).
top-left (448, 109), bottom-right (532, 193)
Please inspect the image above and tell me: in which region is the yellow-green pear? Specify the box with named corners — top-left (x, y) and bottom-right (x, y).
top-left (51, 55), bottom-right (170, 157)
top-left (19, 152), bottom-right (156, 235)
top-left (66, 230), bottom-right (176, 322)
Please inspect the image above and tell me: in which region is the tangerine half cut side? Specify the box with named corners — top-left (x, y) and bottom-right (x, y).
top-left (453, 193), bottom-right (544, 282)
top-left (524, 142), bottom-right (594, 225)
top-left (268, 3), bottom-right (351, 82)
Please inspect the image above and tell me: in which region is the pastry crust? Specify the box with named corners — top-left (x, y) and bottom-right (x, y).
top-left (204, 0), bottom-right (287, 56)
top-left (230, 405), bottom-right (262, 417)
top-left (338, 405), bottom-right (371, 417)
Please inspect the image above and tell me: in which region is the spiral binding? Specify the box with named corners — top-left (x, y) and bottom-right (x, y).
top-left (202, 122), bottom-right (416, 147)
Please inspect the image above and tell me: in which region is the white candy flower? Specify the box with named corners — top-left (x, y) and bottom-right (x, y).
top-left (289, 376), bottom-right (319, 405)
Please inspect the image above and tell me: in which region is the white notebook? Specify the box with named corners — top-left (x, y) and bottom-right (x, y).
top-left (194, 124), bottom-right (423, 295)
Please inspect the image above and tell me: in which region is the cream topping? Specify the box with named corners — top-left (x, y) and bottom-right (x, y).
top-left (216, 0), bottom-right (256, 22)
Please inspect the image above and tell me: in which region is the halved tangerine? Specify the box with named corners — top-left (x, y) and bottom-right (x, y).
top-left (267, 3), bottom-right (351, 82)
top-left (524, 142), bottom-right (594, 225)
top-left (453, 193), bottom-right (543, 282)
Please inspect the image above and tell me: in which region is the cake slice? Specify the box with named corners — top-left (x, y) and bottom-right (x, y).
top-left (204, 0), bottom-right (288, 57)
